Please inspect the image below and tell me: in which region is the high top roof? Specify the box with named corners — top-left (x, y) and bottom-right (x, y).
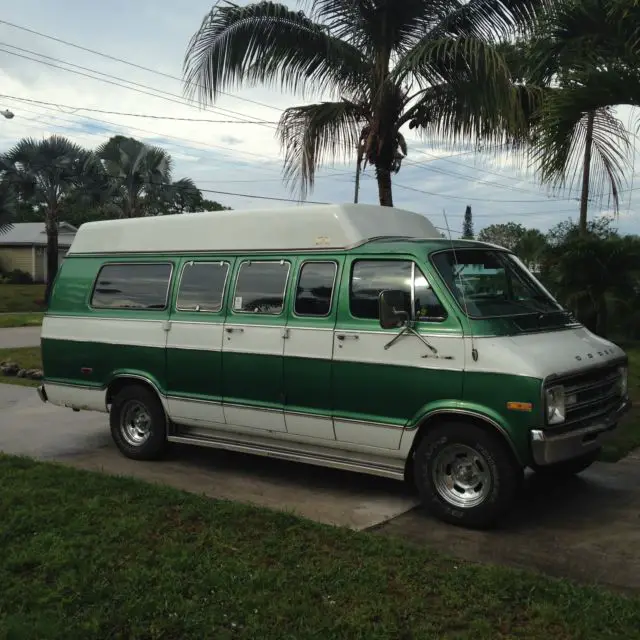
top-left (67, 203), bottom-right (440, 255)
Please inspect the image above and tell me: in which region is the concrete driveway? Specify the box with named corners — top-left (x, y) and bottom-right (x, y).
top-left (0, 326), bottom-right (41, 349)
top-left (2, 382), bottom-right (640, 592)
top-left (0, 384), bottom-right (418, 531)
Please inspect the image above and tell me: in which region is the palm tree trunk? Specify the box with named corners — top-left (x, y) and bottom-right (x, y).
top-left (44, 215), bottom-right (58, 305)
top-left (376, 167), bottom-right (393, 207)
top-left (354, 154), bottom-right (362, 204)
top-left (579, 111), bottom-right (595, 235)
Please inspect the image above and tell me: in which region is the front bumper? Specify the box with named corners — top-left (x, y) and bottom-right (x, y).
top-left (530, 398), bottom-right (632, 466)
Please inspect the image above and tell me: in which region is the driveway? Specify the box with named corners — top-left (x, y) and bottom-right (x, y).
top-left (2, 382), bottom-right (640, 592)
top-left (0, 326), bottom-right (41, 349)
top-left (0, 384), bottom-right (417, 530)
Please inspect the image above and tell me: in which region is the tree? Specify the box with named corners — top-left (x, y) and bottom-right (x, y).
top-left (540, 222), bottom-right (640, 336)
top-left (96, 136), bottom-right (173, 218)
top-left (462, 206), bottom-right (474, 239)
top-left (2, 135), bottom-right (92, 300)
top-left (183, 0), bottom-right (548, 206)
top-left (514, 228), bottom-right (547, 269)
top-left (0, 180), bottom-right (16, 235)
top-left (513, 0), bottom-right (640, 233)
top-left (477, 222), bottom-right (527, 251)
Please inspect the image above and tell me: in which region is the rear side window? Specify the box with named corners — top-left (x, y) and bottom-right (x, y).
top-left (294, 261), bottom-right (337, 317)
top-left (176, 261), bottom-right (229, 312)
top-left (233, 260), bottom-right (290, 315)
top-left (91, 263), bottom-right (172, 310)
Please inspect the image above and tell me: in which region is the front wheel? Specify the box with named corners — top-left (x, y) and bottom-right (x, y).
top-left (413, 422), bottom-right (523, 529)
top-left (110, 384), bottom-right (168, 460)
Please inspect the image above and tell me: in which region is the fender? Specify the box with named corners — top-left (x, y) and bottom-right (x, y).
top-left (106, 370), bottom-right (170, 413)
top-left (401, 400), bottom-right (527, 465)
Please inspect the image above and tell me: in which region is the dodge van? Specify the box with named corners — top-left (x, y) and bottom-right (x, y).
top-left (37, 204), bottom-right (631, 528)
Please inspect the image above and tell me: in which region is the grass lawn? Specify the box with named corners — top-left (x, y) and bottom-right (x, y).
top-left (0, 312), bottom-right (43, 328)
top-left (1, 454), bottom-right (639, 639)
top-left (0, 284), bottom-right (46, 313)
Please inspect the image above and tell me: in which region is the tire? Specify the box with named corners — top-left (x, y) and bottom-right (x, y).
top-left (110, 384), bottom-right (168, 460)
top-left (531, 448), bottom-right (600, 479)
top-left (413, 422), bottom-right (522, 529)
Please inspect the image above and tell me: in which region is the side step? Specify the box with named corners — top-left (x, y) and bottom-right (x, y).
top-left (167, 430), bottom-right (405, 481)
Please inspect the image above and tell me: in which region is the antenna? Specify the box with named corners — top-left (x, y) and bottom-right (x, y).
top-left (442, 209), bottom-right (478, 362)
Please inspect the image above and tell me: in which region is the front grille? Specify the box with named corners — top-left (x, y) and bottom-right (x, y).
top-left (556, 364), bottom-right (622, 425)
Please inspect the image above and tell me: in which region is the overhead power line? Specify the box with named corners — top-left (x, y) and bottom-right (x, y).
top-left (0, 95), bottom-right (279, 124)
top-left (0, 44), bottom-right (277, 129)
top-left (0, 18), bottom-right (283, 113)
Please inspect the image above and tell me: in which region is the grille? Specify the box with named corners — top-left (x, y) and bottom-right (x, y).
top-left (557, 364), bottom-right (622, 425)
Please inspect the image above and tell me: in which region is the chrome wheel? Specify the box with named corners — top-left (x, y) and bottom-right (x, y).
top-left (120, 400), bottom-right (152, 447)
top-left (432, 444), bottom-right (492, 509)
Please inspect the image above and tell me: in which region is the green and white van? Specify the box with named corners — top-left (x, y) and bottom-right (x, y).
top-left (37, 204), bottom-right (631, 528)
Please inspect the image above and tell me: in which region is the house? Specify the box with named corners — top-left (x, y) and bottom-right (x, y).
top-left (0, 222), bottom-right (77, 283)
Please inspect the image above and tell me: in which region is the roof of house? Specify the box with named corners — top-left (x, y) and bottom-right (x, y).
top-left (0, 222), bottom-right (77, 247)
top-left (68, 204), bottom-right (441, 255)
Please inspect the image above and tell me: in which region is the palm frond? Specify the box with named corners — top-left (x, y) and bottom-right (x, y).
top-left (432, 0), bottom-right (553, 42)
top-left (0, 180), bottom-right (16, 235)
top-left (183, 1), bottom-right (369, 103)
top-left (530, 96), bottom-right (632, 212)
top-left (277, 100), bottom-right (369, 200)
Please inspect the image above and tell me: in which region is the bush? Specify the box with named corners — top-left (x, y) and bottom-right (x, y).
top-left (0, 269), bottom-right (34, 285)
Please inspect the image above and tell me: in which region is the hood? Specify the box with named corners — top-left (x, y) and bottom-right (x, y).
top-left (467, 326), bottom-right (626, 380)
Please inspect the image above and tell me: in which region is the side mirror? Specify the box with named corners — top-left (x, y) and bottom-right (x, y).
top-left (379, 290), bottom-right (409, 329)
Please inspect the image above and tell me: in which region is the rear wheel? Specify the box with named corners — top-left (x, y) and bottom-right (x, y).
top-left (110, 384), bottom-right (167, 460)
top-left (531, 449), bottom-right (600, 479)
top-left (413, 422), bottom-right (522, 529)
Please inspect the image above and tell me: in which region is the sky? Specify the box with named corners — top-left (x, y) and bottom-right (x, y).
top-left (0, 0), bottom-right (639, 237)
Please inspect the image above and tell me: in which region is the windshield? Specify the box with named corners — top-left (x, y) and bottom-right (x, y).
top-left (430, 248), bottom-right (563, 319)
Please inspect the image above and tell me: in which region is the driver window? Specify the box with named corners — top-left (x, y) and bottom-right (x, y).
top-left (414, 267), bottom-right (447, 321)
top-left (349, 260), bottom-right (446, 322)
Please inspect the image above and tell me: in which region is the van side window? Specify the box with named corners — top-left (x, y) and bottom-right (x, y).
top-left (294, 262), bottom-right (337, 317)
top-left (414, 266), bottom-right (447, 321)
top-left (91, 263), bottom-right (172, 310)
top-left (233, 261), bottom-right (290, 315)
top-left (350, 260), bottom-right (446, 321)
top-left (351, 260), bottom-right (412, 319)
top-left (176, 261), bottom-right (229, 312)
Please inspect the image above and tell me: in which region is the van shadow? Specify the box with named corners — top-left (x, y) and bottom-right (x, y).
top-left (163, 443), bottom-right (631, 532)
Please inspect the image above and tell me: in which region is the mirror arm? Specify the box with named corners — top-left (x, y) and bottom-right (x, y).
top-left (383, 320), bottom-right (439, 355)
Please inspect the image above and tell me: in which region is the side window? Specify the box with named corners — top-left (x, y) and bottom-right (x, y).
top-left (350, 260), bottom-right (412, 320)
top-left (91, 263), bottom-right (172, 310)
top-left (176, 261), bottom-right (229, 312)
top-left (294, 262), bottom-right (337, 317)
top-left (233, 260), bottom-right (290, 315)
top-left (350, 260), bottom-right (446, 322)
top-left (414, 267), bottom-right (447, 321)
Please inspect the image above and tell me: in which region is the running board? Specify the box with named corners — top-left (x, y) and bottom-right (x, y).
top-left (167, 432), bottom-right (405, 480)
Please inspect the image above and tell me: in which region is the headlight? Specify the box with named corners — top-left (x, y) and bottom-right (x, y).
top-left (545, 385), bottom-right (565, 425)
top-left (618, 365), bottom-right (628, 398)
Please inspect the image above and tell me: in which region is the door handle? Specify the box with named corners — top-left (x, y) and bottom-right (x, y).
top-left (336, 334), bottom-right (359, 341)
top-left (225, 327), bottom-right (244, 334)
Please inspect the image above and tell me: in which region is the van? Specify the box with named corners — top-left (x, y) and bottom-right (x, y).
top-left (37, 204), bottom-right (631, 528)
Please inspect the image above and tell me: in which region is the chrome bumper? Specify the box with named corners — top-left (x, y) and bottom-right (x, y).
top-left (531, 398), bottom-right (632, 466)
top-left (36, 384), bottom-right (47, 404)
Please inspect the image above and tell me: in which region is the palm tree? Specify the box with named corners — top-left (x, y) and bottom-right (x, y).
top-left (96, 136), bottom-right (173, 218)
top-left (183, 0), bottom-right (548, 206)
top-left (517, 0), bottom-right (640, 233)
top-left (167, 178), bottom-right (202, 213)
top-left (2, 136), bottom-right (91, 301)
top-left (0, 180), bottom-right (16, 235)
